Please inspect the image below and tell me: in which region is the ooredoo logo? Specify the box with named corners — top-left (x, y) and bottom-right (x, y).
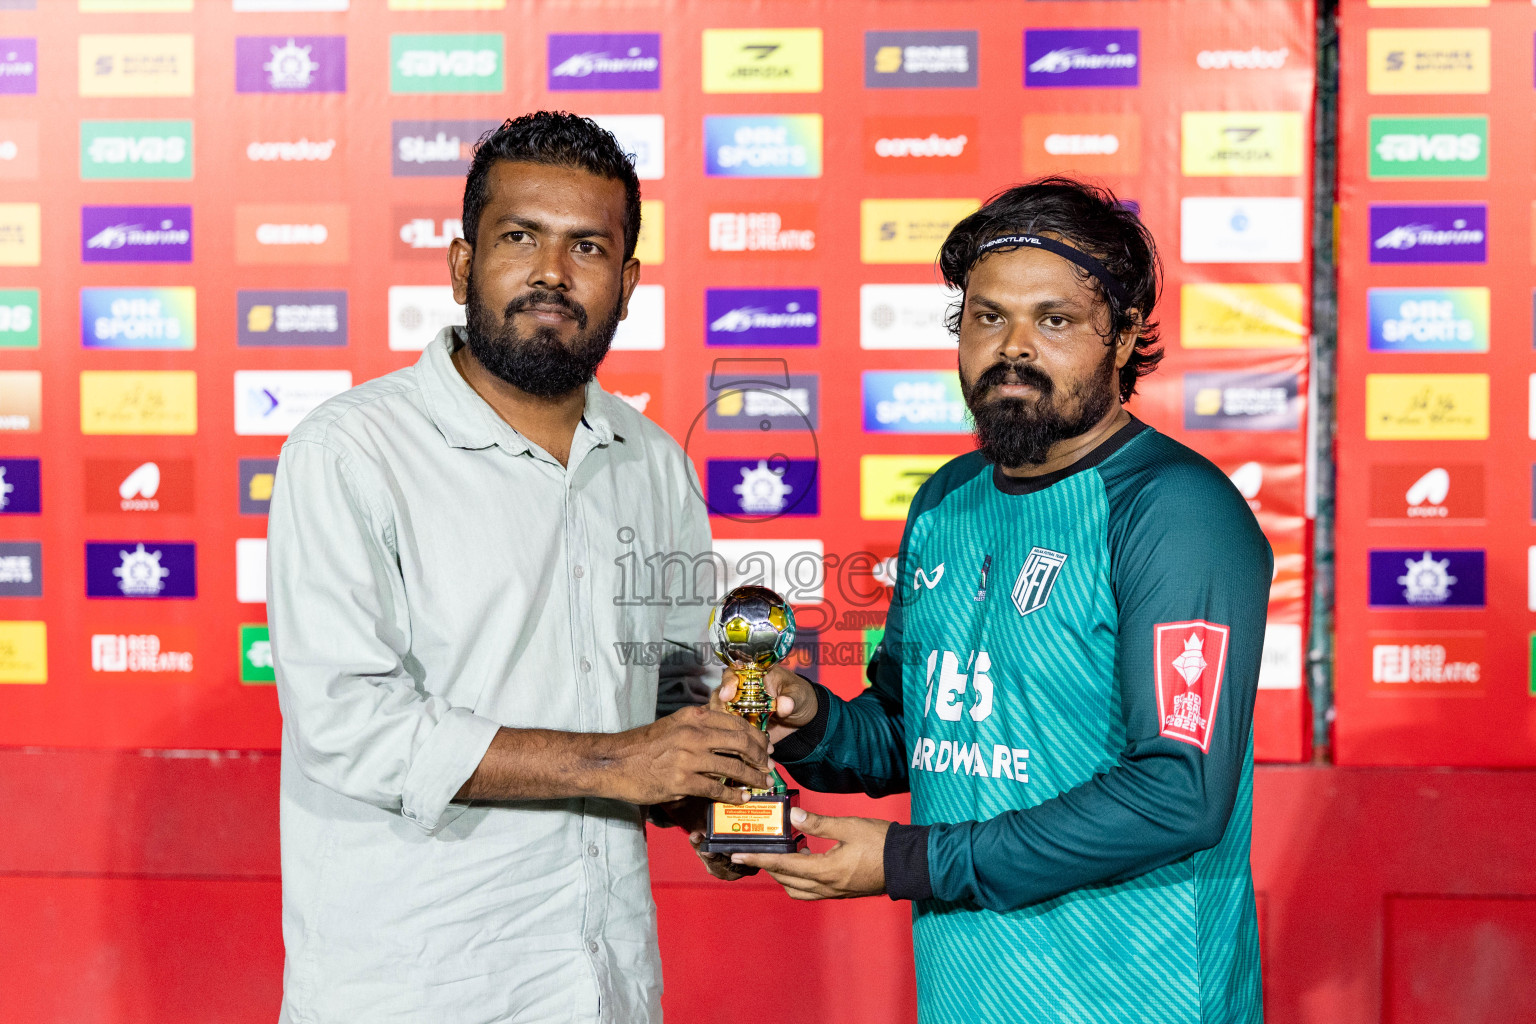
top-left (246, 137), bottom-right (337, 162)
top-left (1195, 47), bottom-right (1289, 70)
top-left (235, 204), bottom-right (349, 264)
top-left (864, 117), bottom-right (977, 173)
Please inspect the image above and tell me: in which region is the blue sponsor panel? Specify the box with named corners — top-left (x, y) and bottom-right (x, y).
top-left (237, 289), bottom-right (347, 347)
top-left (1368, 549), bottom-right (1485, 608)
top-left (706, 457), bottom-right (820, 518)
top-left (862, 370), bottom-right (969, 434)
top-left (1184, 371), bottom-right (1300, 431)
top-left (1024, 29), bottom-right (1140, 88)
top-left (81, 287), bottom-right (195, 350)
top-left (235, 36), bottom-right (347, 93)
top-left (707, 373), bottom-right (819, 430)
top-left (703, 115), bottom-right (822, 178)
top-left (705, 288), bottom-right (819, 346)
top-left (864, 31), bottom-right (978, 88)
top-left (85, 541), bottom-right (197, 598)
top-left (0, 540), bottom-right (41, 596)
top-left (1369, 204), bottom-right (1486, 264)
top-left (547, 33), bottom-right (661, 90)
top-left (0, 457), bottom-right (40, 514)
top-left (1367, 287), bottom-right (1488, 353)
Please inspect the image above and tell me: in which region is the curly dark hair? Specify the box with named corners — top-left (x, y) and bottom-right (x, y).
top-left (938, 177), bottom-right (1163, 402)
top-left (461, 111), bottom-right (642, 259)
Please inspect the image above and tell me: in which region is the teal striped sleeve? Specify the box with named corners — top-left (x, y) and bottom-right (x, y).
top-left (913, 445), bottom-right (1272, 910)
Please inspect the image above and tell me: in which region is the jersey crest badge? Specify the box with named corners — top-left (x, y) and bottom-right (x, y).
top-left (1011, 547), bottom-right (1067, 616)
top-left (1154, 619), bottom-right (1231, 752)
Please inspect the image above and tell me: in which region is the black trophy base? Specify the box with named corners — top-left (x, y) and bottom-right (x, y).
top-left (699, 788), bottom-right (805, 855)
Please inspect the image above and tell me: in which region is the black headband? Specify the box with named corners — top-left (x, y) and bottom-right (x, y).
top-left (974, 233), bottom-right (1133, 310)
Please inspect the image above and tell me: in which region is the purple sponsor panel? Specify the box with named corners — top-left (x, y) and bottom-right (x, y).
top-left (236, 36), bottom-right (346, 93)
top-left (1024, 29), bottom-right (1139, 88)
top-left (705, 288), bottom-right (820, 346)
top-left (706, 458), bottom-right (820, 518)
top-left (85, 541), bottom-right (197, 599)
top-left (0, 457), bottom-right (40, 514)
top-left (81, 205), bottom-right (192, 263)
top-left (0, 38), bottom-right (36, 94)
top-left (1368, 549), bottom-right (1485, 608)
top-left (547, 33), bottom-right (661, 90)
top-left (1369, 204), bottom-right (1487, 264)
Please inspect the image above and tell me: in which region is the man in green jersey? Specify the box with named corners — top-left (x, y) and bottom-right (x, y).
top-left (719, 178), bottom-right (1271, 1023)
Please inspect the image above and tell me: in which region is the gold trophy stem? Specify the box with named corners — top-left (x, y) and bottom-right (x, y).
top-left (726, 667), bottom-right (786, 795)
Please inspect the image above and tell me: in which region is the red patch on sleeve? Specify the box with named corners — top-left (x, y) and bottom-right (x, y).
top-left (1153, 619), bottom-right (1230, 753)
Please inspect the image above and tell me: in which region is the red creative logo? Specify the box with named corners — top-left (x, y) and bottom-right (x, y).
top-left (1154, 619), bottom-right (1230, 752)
top-left (863, 116), bottom-right (979, 173)
top-left (706, 205), bottom-right (817, 254)
top-left (1368, 632), bottom-right (1483, 694)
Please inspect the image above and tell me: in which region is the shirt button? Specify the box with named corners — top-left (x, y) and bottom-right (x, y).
top-left (573, 565), bottom-right (585, 578)
top-left (580, 657), bottom-right (592, 673)
top-left (587, 843), bottom-right (599, 857)
top-left (588, 940), bottom-right (600, 954)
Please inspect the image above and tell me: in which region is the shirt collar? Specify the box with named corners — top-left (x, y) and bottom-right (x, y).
top-left (417, 326), bottom-right (621, 453)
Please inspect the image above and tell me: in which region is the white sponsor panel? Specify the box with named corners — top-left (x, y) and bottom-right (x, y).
top-left (1257, 621), bottom-right (1303, 690)
top-left (388, 285), bottom-right (464, 352)
top-left (859, 284), bottom-right (958, 350)
top-left (590, 114), bottom-right (664, 180)
top-left (236, 538), bottom-right (267, 604)
top-left (612, 284), bottom-right (664, 351)
top-left (234, 370), bottom-right (352, 436)
top-left (712, 538), bottom-right (824, 603)
top-left (1181, 197), bottom-right (1304, 264)
top-left (1529, 546), bottom-right (1536, 612)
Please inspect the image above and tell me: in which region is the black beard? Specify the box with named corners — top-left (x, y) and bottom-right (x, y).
top-left (462, 273), bottom-right (621, 398)
top-left (962, 346), bottom-right (1118, 467)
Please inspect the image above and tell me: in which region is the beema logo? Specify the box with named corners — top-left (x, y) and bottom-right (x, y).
top-left (1228, 461), bottom-right (1262, 509)
top-left (118, 461), bottom-right (160, 511)
top-left (1368, 463), bottom-right (1482, 521)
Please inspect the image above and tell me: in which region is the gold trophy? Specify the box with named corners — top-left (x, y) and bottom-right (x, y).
top-left (700, 584), bottom-right (806, 854)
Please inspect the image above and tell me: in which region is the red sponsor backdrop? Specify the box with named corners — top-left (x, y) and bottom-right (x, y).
top-left (0, 1), bottom-right (1311, 762)
top-left (1336, 0), bottom-right (1536, 765)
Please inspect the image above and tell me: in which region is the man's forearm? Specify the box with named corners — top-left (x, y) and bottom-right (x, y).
top-left (453, 726), bottom-right (621, 803)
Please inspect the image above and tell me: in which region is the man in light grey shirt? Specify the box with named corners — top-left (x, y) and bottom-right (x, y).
top-left (268, 112), bottom-right (769, 1024)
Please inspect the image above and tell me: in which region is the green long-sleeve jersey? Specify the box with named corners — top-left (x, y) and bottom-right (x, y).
top-left (775, 418), bottom-right (1270, 1024)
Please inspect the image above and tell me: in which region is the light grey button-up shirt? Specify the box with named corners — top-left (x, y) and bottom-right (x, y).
top-left (269, 327), bottom-right (715, 1024)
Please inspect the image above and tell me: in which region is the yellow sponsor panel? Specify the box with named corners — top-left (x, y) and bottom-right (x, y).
top-left (1181, 284), bottom-right (1306, 349)
top-left (861, 198), bottom-right (979, 265)
top-left (388, 0), bottom-right (507, 7)
top-left (1366, 373), bottom-right (1488, 440)
top-left (861, 455), bottom-right (953, 521)
top-left (1367, 29), bottom-right (1489, 95)
top-left (81, 371), bottom-right (198, 435)
top-left (79, 35), bottom-right (195, 98)
top-left (1181, 112), bottom-right (1304, 177)
top-left (80, 0), bottom-right (194, 10)
top-left (0, 621), bottom-right (47, 684)
top-left (702, 28), bottom-right (822, 93)
top-left (0, 203), bottom-right (40, 267)
top-left (634, 201), bottom-right (663, 266)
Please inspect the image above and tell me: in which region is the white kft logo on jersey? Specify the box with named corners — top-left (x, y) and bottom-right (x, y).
top-left (1012, 547), bottom-right (1067, 615)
